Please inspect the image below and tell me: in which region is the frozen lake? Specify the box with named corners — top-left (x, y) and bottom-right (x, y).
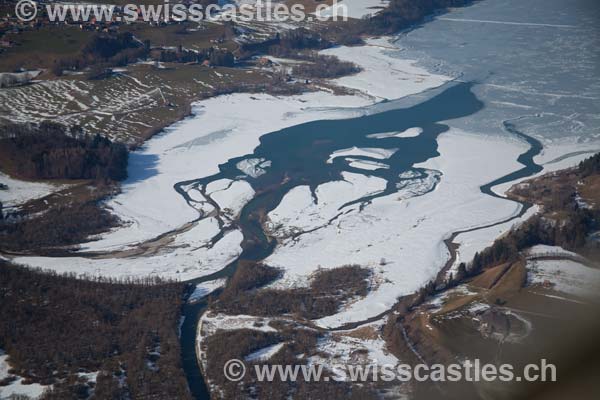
top-left (393, 0), bottom-right (600, 152)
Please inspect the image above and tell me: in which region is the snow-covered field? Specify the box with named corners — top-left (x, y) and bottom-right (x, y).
top-left (525, 245), bottom-right (585, 261)
top-left (0, 172), bottom-right (67, 209)
top-left (527, 258), bottom-right (600, 298)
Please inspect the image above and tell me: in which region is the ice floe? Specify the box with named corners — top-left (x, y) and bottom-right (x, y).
top-left (367, 127), bottom-right (423, 139)
top-left (327, 146), bottom-right (397, 164)
top-left (236, 158), bottom-right (272, 178)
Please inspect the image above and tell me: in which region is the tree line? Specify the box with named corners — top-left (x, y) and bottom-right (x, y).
top-left (291, 53), bottom-right (360, 79)
top-left (157, 46), bottom-right (235, 67)
top-left (0, 196), bottom-right (119, 252)
top-left (579, 152), bottom-right (600, 177)
top-left (0, 121), bottom-right (128, 181)
top-left (53, 32), bottom-right (149, 77)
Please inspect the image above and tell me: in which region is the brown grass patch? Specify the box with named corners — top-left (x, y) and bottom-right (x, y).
top-left (338, 325), bottom-right (379, 340)
top-left (485, 261), bottom-right (527, 301)
top-left (470, 262), bottom-right (512, 289)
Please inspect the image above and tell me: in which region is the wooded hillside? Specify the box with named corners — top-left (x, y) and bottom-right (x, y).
top-left (0, 262), bottom-right (192, 400)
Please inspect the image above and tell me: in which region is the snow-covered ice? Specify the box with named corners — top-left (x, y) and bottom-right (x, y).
top-left (266, 129), bottom-right (526, 328)
top-left (321, 38), bottom-right (449, 101)
top-left (236, 158), bottom-right (271, 178)
top-left (346, 158), bottom-right (390, 171)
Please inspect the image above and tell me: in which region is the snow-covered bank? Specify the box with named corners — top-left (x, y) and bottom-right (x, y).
top-left (492, 138), bottom-right (600, 196)
top-left (0, 350), bottom-right (49, 399)
top-left (15, 219), bottom-right (244, 281)
top-left (265, 129), bottom-right (527, 328)
top-left (444, 205), bottom-right (539, 280)
top-left (189, 278), bottom-right (227, 303)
